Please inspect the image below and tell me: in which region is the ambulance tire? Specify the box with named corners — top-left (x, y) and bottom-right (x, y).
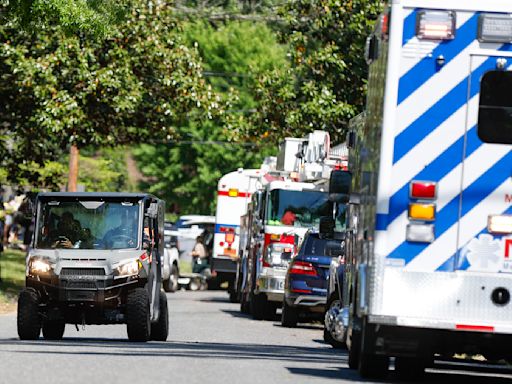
top-left (394, 356), bottom-right (427, 381)
top-left (358, 320), bottom-right (389, 379)
top-left (348, 328), bottom-right (361, 369)
top-left (17, 288), bottom-right (41, 340)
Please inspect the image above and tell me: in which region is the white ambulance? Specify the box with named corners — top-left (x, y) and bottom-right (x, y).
top-left (338, 0), bottom-right (512, 379)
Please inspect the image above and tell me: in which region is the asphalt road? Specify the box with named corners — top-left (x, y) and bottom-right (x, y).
top-left (0, 290), bottom-right (511, 384)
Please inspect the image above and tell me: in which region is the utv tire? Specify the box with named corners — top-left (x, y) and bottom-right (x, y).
top-left (42, 320), bottom-right (65, 340)
top-left (163, 264), bottom-right (179, 293)
top-left (281, 300), bottom-right (299, 328)
top-left (126, 288), bottom-right (150, 342)
top-left (150, 291), bottom-right (169, 341)
top-left (17, 288), bottom-right (41, 340)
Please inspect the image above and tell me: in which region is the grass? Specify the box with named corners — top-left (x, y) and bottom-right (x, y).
top-left (0, 249), bottom-right (26, 310)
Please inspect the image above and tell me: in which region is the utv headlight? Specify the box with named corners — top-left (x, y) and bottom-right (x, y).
top-left (29, 259), bottom-right (51, 274)
top-left (115, 260), bottom-right (140, 277)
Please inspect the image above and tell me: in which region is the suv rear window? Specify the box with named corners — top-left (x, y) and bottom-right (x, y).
top-left (478, 70), bottom-right (512, 144)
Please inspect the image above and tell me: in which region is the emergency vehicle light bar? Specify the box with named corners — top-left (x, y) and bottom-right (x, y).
top-left (488, 214), bottom-right (512, 234)
top-left (416, 10), bottom-right (456, 41)
top-left (479, 14), bottom-right (512, 43)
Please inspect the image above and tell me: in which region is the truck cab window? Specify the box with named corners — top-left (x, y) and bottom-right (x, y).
top-left (478, 70), bottom-right (512, 144)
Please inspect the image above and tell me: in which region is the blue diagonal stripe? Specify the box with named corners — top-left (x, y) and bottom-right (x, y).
top-left (384, 126), bottom-right (481, 229)
top-left (393, 50), bottom-right (512, 165)
top-left (402, 10), bottom-right (417, 46)
top-left (387, 152), bottom-right (512, 264)
top-left (436, 205), bottom-right (512, 272)
top-left (398, 13), bottom-right (480, 105)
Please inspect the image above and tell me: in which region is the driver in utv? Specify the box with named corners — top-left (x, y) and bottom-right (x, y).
top-left (17, 192), bottom-right (169, 342)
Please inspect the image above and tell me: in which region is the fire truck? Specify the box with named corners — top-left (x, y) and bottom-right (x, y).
top-left (236, 131), bottom-right (347, 320)
top-left (212, 168), bottom-right (264, 299)
top-left (336, 0), bottom-right (512, 380)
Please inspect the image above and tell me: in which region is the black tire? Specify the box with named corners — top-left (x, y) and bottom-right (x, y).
top-left (323, 293), bottom-right (346, 349)
top-left (281, 300), bottom-right (299, 328)
top-left (229, 289), bottom-right (239, 303)
top-left (126, 288), bottom-right (150, 342)
top-left (394, 356), bottom-right (427, 381)
top-left (251, 292), bottom-right (272, 321)
top-left (240, 293), bottom-right (251, 314)
top-left (348, 327), bottom-right (361, 370)
top-left (163, 264), bottom-right (179, 293)
top-left (17, 288), bottom-right (41, 340)
top-left (358, 320), bottom-right (389, 379)
top-left (150, 291), bottom-right (169, 341)
top-left (42, 320), bottom-right (65, 340)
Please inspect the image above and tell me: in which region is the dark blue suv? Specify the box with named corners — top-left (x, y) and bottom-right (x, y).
top-left (282, 232), bottom-right (344, 327)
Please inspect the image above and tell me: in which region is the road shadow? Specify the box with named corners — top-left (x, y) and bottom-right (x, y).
top-left (198, 296), bottom-right (231, 303)
top-left (0, 338), bottom-right (344, 365)
top-left (220, 309), bottom-right (252, 319)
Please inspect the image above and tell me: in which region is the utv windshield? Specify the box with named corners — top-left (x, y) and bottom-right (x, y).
top-left (266, 189), bottom-right (345, 230)
top-left (35, 200), bottom-right (141, 250)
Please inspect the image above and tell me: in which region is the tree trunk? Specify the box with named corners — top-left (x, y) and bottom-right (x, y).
top-left (67, 144), bottom-right (79, 192)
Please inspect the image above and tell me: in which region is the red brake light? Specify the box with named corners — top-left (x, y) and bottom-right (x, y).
top-left (289, 261), bottom-right (317, 276)
top-left (410, 181), bottom-right (436, 200)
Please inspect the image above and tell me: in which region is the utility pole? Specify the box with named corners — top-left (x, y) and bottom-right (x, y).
top-left (67, 144), bottom-right (79, 192)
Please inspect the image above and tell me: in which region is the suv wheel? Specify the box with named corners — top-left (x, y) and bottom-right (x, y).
top-left (281, 300), bottom-right (298, 328)
top-left (42, 320), bottom-right (65, 340)
top-left (163, 264), bottom-right (179, 293)
top-left (17, 288), bottom-right (41, 340)
top-left (126, 288), bottom-right (150, 342)
top-left (150, 291), bottom-right (169, 341)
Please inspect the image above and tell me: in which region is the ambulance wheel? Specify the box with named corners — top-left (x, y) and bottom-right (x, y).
top-left (150, 291), bottom-right (169, 341)
top-left (357, 320), bottom-right (389, 379)
top-left (348, 323), bottom-right (362, 369)
top-left (17, 288), bottom-right (41, 340)
top-left (42, 319), bottom-right (65, 340)
top-left (281, 300), bottom-right (298, 328)
top-left (394, 356), bottom-right (427, 380)
top-left (126, 288), bottom-right (150, 342)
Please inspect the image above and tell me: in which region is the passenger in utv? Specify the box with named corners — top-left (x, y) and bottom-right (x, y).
top-left (103, 208), bottom-right (139, 249)
top-left (51, 211), bottom-right (82, 248)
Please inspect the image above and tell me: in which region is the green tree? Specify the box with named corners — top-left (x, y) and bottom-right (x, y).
top-left (3, 0), bottom-right (130, 37)
top-left (0, 0), bottom-right (221, 189)
top-left (236, 0), bottom-right (383, 143)
top-left (133, 20), bottom-right (285, 214)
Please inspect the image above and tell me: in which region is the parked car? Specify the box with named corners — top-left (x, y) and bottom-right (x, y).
top-left (162, 221), bottom-right (180, 292)
top-left (282, 231), bottom-right (344, 328)
top-left (174, 215), bottom-right (215, 261)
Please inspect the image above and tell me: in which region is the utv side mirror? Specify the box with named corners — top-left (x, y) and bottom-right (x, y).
top-left (329, 170), bottom-right (352, 204)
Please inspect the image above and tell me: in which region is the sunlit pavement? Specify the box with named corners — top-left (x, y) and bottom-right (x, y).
top-left (0, 290), bottom-right (510, 384)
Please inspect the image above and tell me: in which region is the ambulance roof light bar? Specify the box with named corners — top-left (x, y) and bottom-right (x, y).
top-left (416, 10), bottom-right (456, 41)
top-left (479, 14), bottom-right (512, 43)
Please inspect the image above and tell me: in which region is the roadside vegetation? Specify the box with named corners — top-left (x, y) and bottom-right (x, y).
top-left (0, 249), bottom-right (26, 313)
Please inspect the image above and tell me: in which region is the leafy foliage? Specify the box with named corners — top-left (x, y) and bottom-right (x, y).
top-left (234, 0), bottom-right (383, 143)
top-left (0, 1), bottom-right (221, 189)
top-left (4, 0), bottom-right (131, 37)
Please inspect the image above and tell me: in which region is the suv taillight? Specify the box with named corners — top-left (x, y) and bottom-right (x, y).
top-left (289, 261), bottom-right (317, 276)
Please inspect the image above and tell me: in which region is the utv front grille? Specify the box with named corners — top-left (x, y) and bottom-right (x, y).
top-left (60, 268), bottom-right (105, 276)
top-left (66, 281), bottom-right (97, 289)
